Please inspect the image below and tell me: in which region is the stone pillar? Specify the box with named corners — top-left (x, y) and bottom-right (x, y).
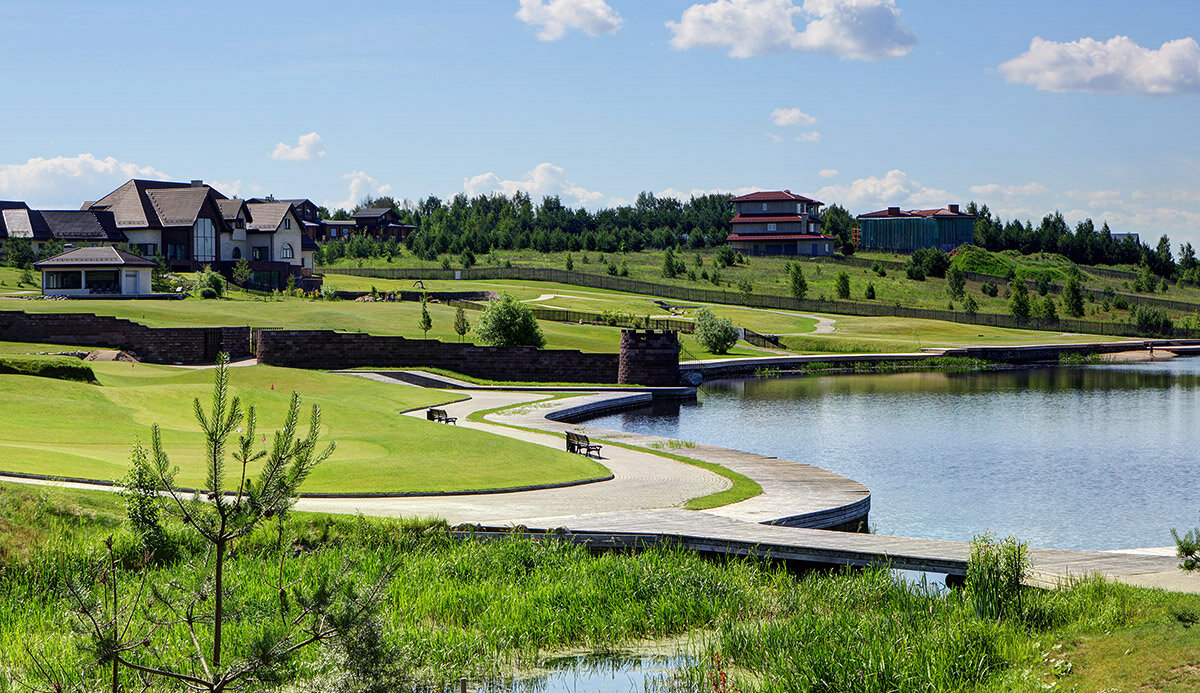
top-left (618, 329), bottom-right (680, 386)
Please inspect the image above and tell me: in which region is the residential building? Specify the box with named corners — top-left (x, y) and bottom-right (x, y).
top-left (0, 202), bottom-right (126, 257)
top-left (350, 207), bottom-right (416, 240)
top-left (725, 190), bottom-right (836, 256)
top-left (856, 205), bottom-right (976, 253)
top-left (34, 246), bottom-right (155, 297)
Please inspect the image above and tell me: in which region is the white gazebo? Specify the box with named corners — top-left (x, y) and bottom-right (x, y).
top-left (33, 246), bottom-right (156, 297)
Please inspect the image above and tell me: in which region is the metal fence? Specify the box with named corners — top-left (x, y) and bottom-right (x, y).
top-left (324, 266), bottom-right (1200, 339)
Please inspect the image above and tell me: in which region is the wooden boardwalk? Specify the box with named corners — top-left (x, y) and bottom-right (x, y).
top-left (459, 508), bottom-right (1190, 590)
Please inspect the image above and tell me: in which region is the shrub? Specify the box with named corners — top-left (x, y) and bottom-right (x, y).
top-left (786, 261), bottom-right (807, 300)
top-left (693, 307), bottom-right (738, 354)
top-left (459, 248), bottom-right (475, 268)
top-left (1172, 516), bottom-right (1200, 571)
top-left (200, 287), bottom-right (218, 299)
top-left (963, 294), bottom-right (978, 314)
top-left (475, 293), bottom-right (545, 347)
top-left (966, 533), bottom-right (1028, 621)
top-left (835, 271), bottom-right (850, 299)
top-left (1035, 273), bottom-right (1052, 296)
top-left (714, 244), bottom-right (736, 268)
top-left (1009, 281), bottom-right (1031, 318)
top-left (908, 248), bottom-right (949, 278)
top-left (440, 256), bottom-right (452, 270)
top-left (565, 254), bottom-right (574, 271)
top-left (737, 278), bottom-right (754, 302)
top-left (980, 281), bottom-right (998, 297)
top-left (1112, 294), bottom-right (1129, 310)
top-left (193, 264), bottom-right (224, 297)
top-left (1062, 274), bottom-right (1085, 317)
top-left (1129, 304), bottom-right (1173, 335)
top-left (905, 264), bottom-right (926, 281)
top-left (864, 282), bottom-right (875, 300)
top-left (946, 266), bottom-right (966, 299)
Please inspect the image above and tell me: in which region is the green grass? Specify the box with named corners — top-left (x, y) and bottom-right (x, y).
top-left (0, 362), bottom-right (608, 493)
top-left (465, 396), bottom-right (762, 510)
top-left (0, 354), bottom-right (95, 382)
top-left (3, 481), bottom-right (1200, 691)
top-left (0, 265), bottom-right (40, 295)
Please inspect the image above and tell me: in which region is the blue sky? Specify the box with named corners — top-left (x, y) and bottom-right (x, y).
top-left (2, 0), bottom-right (1199, 245)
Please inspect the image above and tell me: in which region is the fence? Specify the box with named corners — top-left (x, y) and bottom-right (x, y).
top-left (324, 265), bottom-right (1200, 339)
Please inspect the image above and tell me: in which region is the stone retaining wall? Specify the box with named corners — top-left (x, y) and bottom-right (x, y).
top-left (0, 311), bottom-right (252, 363)
top-left (255, 329), bottom-right (621, 383)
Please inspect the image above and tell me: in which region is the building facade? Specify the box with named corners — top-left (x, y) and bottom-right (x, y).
top-left (856, 205), bottom-right (976, 253)
top-left (725, 190), bottom-right (836, 256)
top-left (34, 246), bottom-right (155, 297)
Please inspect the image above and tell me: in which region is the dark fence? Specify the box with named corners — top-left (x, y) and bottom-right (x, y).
top-left (324, 265), bottom-right (1200, 339)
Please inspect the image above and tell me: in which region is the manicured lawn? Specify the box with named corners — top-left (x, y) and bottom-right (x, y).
top-left (0, 362), bottom-right (608, 493)
top-left (0, 265), bottom-right (40, 296)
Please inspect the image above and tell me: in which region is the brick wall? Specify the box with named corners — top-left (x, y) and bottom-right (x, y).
top-left (0, 311), bottom-right (252, 364)
top-left (618, 330), bottom-right (680, 386)
top-left (256, 329), bottom-right (620, 383)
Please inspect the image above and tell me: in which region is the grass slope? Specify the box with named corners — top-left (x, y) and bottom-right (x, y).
top-left (0, 362), bottom-right (608, 493)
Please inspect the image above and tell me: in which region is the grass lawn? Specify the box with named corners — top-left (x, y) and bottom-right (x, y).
top-left (0, 265), bottom-right (40, 296)
top-left (3, 481), bottom-right (1200, 691)
top-left (0, 362), bottom-right (608, 493)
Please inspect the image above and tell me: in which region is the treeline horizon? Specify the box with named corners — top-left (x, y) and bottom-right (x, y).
top-left (315, 192), bottom-right (1189, 278)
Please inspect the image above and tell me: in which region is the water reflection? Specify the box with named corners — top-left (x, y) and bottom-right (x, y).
top-left (587, 360), bottom-right (1200, 551)
top-left (469, 653), bottom-right (697, 693)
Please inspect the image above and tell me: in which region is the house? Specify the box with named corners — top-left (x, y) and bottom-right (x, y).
top-left (316, 219), bottom-right (356, 241)
top-left (725, 190), bottom-right (836, 256)
top-left (856, 205), bottom-right (975, 253)
top-left (34, 246), bottom-right (156, 297)
top-left (85, 179), bottom-right (227, 270)
top-left (86, 179), bottom-right (321, 291)
top-left (350, 207), bottom-right (416, 240)
top-left (0, 202), bottom-right (126, 257)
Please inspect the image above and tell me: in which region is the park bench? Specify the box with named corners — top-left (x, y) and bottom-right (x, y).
top-left (566, 431), bottom-right (602, 458)
top-left (426, 408), bottom-right (457, 425)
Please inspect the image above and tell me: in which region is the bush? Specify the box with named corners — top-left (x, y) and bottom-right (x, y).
top-left (693, 307), bottom-right (738, 354)
top-left (786, 261), bottom-right (807, 300)
top-left (907, 248), bottom-right (949, 279)
top-left (475, 293), bottom-right (545, 347)
top-left (193, 264), bottom-right (224, 297)
top-left (199, 287), bottom-right (218, 299)
top-left (1009, 281), bottom-right (1031, 318)
top-left (835, 271), bottom-right (850, 299)
top-left (946, 266), bottom-right (966, 299)
top-left (966, 533), bottom-right (1028, 621)
top-left (864, 282), bottom-right (875, 300)
top-left (1172, 516), bottom-right (1200, 571)
top-left (963, 294), bottom-right (978, 314)
top-left (1112, 294), bottom-right (1129, 310)
top-left (1129, 304), bottom-right (1173, 335)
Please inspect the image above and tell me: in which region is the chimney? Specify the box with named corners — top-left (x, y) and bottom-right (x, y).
top-left (948, 204), bottom-right (960, 213)
top-left (888, 206), bottom-right (900, 215)
top-left (190, 179), bottom-right (204, 187)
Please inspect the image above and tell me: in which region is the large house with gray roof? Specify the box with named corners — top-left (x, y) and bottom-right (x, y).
top-left (0, 202), bottom-right (127, 255)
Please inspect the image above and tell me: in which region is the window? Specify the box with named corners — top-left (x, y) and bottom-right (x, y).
top-left (133, 243), bottom-right (158, 257)
top-left (283, 218), bottom-right (291, 230)
top-left (767, 223), bottom-right (777, 232)
top-left (762, 203), bottom-right (768, 211)
top-left (232, 247), bottom-right (241, 260)
top-left (252, 247), bottom-right (267, 261)
top-left (194, 218), bottom-right (215, 262)
top-left (167, 243), bottom-right (187, 260)
top-left (797, 203), bottom-right (803, 213)
top-left (281, 243), bottom-right (294, 259)
top-left (45, 271), bottom-right (82, 290)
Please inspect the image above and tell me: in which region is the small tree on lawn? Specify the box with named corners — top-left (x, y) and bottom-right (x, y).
top-left (419, 294), bottom-right (433, 338)
top-left (694, 307), bottom-right (738, 354)
top-left (1010, 280), bottom-right (1031, 318)
top-left (786, 261), bottom-right (808, 301)
top-left (453, 305), bottom-right (471, 342)
top-left (1062, 273), bottom-right (1085, 317)
top-left (475, 293), bottom-right (545, 347)
top-left (947, 266), bottom-right (966, 300)
top-left (60, 354), bottom-right (393, 692)
top-left (232, 257), bottom-right (251, 293)
top-left (737, 278), bottom-right (754, 303)
top-left (835, 271), bottom-right (851, 299)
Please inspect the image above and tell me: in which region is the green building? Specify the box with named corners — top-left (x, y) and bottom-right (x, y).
top-left (856, 204), bottom-right (975, 253)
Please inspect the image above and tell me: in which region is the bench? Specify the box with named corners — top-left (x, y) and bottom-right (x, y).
top-left (566, 431), bottom-right (602, 458)
top-left (426, 408), bottom-right (457, 425)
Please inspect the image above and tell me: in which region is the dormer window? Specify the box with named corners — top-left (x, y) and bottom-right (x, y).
top-left (762, 203), bottom-right (768, 211)
top-left (767, 223), bottom-right (777, 232)
top-left (284, 218), bottom-right (291, 230)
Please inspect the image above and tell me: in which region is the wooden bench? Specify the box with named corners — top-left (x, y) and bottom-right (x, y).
top-left (566, 431), bottom-right (602, 457)
top-left (426, 408), bottom-right (456, 425)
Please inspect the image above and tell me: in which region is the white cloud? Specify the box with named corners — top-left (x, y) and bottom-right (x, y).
top-left (516, 0), bottom-right (623, 41)
top-left (818, 168), bottom-right (839, 178)
top-left (327, 171), bottom-right (392, 211)
top-left (667, 0), bottom-right (917, 61)
top-left (463, 162), bottom-right (608, 207)
top-left (764, 132), bottom-right (783, 143)
top-left (795, 131), bottom-right (822, 142)
top-left (968, 182), bottom-right (1051, 198)
top-left (210, 179), bottom-right (243, 197)
top-left (269, 132), bottom-right (326, 161)
top-left (770, 107), bottom-right (817, 126)
top-left (998, 36), bottom-right (1200, 94)
top-left (657, 185), bottom-right (760, 200)
top-left (817, 169), bottom-right (949, 208)
top-left (0, 153), bottom-right (169, 205)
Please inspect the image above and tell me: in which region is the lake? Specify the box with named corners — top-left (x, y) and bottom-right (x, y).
top-left (586, 360), bottom-right (1200, 551)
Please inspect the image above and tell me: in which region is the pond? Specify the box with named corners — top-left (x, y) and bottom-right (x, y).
top-left (586, 360), bottom-right (1200, 551)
